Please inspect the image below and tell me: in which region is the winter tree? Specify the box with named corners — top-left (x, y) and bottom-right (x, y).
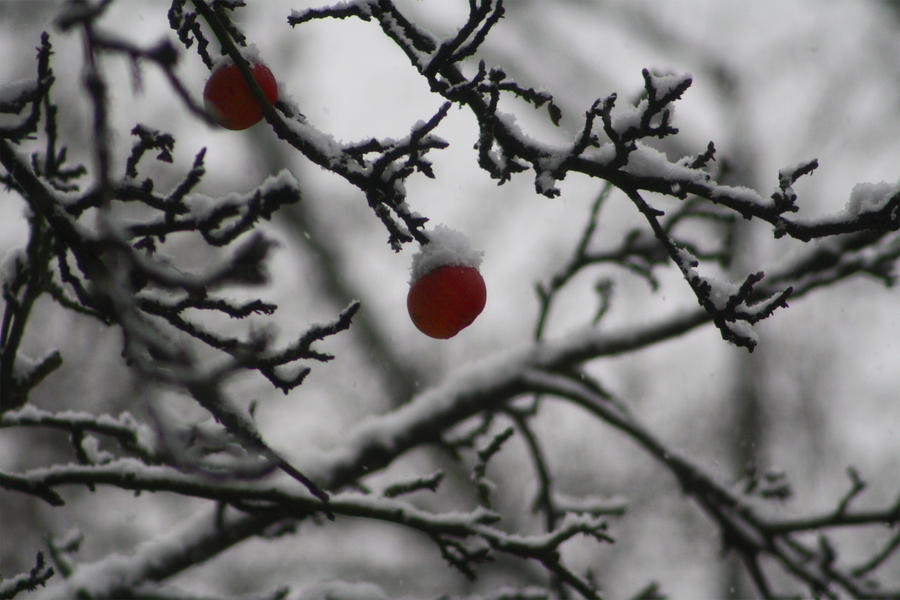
top-left (1, 1), bottom-right (900, 598)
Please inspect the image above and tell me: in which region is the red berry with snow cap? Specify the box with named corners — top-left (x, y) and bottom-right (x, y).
top-left (407, 226), bottom-right (487, 339)
top-left (203, 60), bottom-right (278, 130)
top-left (408, 265), bottom-right (486, 339)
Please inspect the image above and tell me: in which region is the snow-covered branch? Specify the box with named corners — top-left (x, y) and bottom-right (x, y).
top-left (290, 0), bottom-right (900, 352)
top-left (3, 1), bottom-right (900, 598)
top-left (517, 368), bottom-right (900, 599)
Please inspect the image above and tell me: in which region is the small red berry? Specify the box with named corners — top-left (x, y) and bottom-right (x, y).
top-left (203, 61), bottom-right (278, 130)
top-left (408, 264), bottom-right (487, 339)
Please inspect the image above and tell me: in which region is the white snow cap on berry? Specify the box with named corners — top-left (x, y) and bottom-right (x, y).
top-left (409, 225), bottom-right (483, 284)
top-left (210, 44), bottom-right (265, 71)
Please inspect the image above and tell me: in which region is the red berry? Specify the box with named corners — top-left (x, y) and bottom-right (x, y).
top-left (203, 61), bottom-right (278, 130)
top-left (407, 265), bottom-right (487, 339)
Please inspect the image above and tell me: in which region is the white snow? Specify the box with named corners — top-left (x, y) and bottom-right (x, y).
top-left (81, 435), bottom-right (114, 464)
top-left (710, 184), bottom-right (766, 206)
top-left (8, 349), bottom-right (59, 385)
top-left (647, 72), bottom-right (693, 99)
top-left (33, 505), bottom-right (253, 599)
top-left (257, 168), bottom-right (300, 196)
top-left (534, 168), bottom-right (559, 196)
top-left (184, 193), bottom-right (218, 221)
top-left (409, 224), bottom-right (483, 283)
top-left (378, 8), bottom-right (432, 70)
top-left (289, 1), bottom-right (367, 22)
top-left (672, 245), bottom-right (699, 275)
top-left (184, 169), bottom-right (300, 222)
top-left (0, 78), bottom-right (37, 105)
top-left (209, 44), bottom-right (265, 71)
top-left (534, 153), bottom-right (566, 197)
top-left (300, 343), bottom-right (532, 484)
top-left (582, 143), bottom-right (617, 165)
top-left (727, 319), bottom-right (759, 346)
top-left (846, 180), bottom-right (900, 216)
top-left (623, 143), bottom-right (701, 181)
top-left (1, 406), bottom-right (159, 457)
top-left (280, 116), bottom-right (358, 173)
top-left (704, 276), bottom-right (741, 311)
top-left (612, 101), bottom-right (643, 133)
top-left (0, 248), bottom-right (25, 286)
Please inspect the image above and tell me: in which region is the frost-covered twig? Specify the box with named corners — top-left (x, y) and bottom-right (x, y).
top-left (31, 273), bottom-right (899, 596)
top-left (292, 0), bottom-right (899, 350)
top-left (4, 2), bottom-right (900, 598)
top-left (27, 472), bottom-right (608, 599)
top-left (183, 0), bottom-right (449, 249)
top-left (0, 213), bottom-right (61, 410)
top-left (533, 182), bottom-right (734, 339)
top-left (619, 183), bottom-right (792, 350)
top-left (0, 552), bottom-right (54, 600)
top-left (0, 33), bottom-right (53, 144)
top-left (0, 406), bottom-right (158, 464)
top-left (294, 1), bottom-right (898, 243)
top-left (0, 10), bottom-right (361, 511)
top-left (0, 136), bottom-right (351, 400)
top-left (518, 368), bottom-right (900, 599)
top-left (32, 507), bottom-right (283, 600)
